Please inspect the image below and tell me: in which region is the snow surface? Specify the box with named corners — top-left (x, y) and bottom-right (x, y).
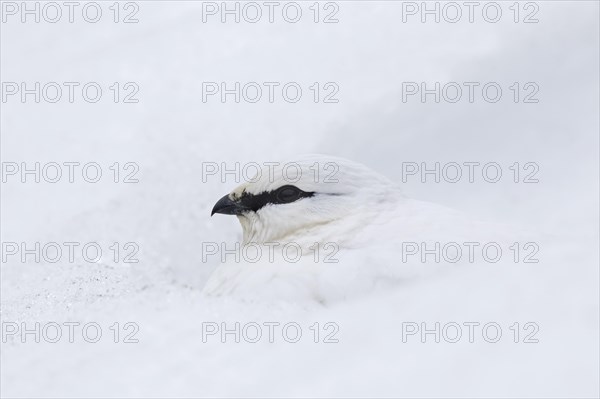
top-left (1, 1), bottom-right (599, 397)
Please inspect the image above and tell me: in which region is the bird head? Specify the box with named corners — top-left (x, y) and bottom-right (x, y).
top-left (211, 155), bottom-right (401, 244)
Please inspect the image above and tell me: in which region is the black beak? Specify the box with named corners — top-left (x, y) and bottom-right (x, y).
top-left (211, 194), bottom-right (246, 216)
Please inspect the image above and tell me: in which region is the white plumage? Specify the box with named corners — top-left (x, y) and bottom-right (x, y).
top-left (204, 155), bottom-right (517, 303)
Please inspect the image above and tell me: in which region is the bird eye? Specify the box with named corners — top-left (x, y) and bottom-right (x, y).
top-left (276, 185), bottom-right (300, 203)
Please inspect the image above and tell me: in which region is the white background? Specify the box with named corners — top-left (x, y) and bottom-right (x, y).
top-left (1, 1), bottom-right (599, 397)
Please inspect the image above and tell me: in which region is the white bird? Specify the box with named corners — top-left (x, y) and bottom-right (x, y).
top-left (204, 155), bottom-right (520, 304)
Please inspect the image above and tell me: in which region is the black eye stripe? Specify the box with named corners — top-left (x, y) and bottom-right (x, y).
top-left (239, 185), bottom-right (314, 212)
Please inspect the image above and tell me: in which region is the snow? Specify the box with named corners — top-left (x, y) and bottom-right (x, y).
top-left (1, 1), bottom-right (599, 397)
